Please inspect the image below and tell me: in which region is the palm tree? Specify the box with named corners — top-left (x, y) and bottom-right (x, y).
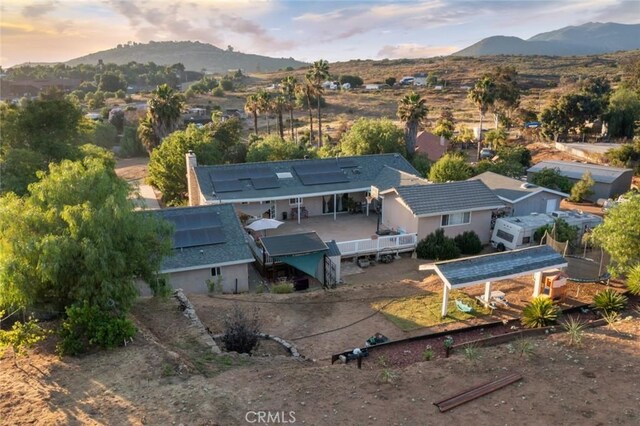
top-left (397, 91), bottom-right (428, 156)
top-left (272, 95), bottom-right (286, 139)
top-left (308, 60), bottom-right (330, 145)
top-left (468, 76), bottom-right (497, 161)
top-left (244, 94), bottom-right (259, 135)
top-left (139, 83), bottom-right (184, 152)
top-left (281, 76), bottom-right (297, 140)
top-left (297, 78), bottom-right (315, 143)
top-left (257, 90), bottom-right (272, 134)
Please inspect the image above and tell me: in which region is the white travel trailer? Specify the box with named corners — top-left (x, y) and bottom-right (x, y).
top-left (491, 210), bottom-right (602, 250)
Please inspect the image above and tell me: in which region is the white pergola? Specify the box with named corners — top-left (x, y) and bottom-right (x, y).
top-left (419, 245), bottom-right (568, 317)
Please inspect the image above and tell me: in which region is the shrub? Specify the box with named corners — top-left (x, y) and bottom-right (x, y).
top-left (454, 231), bottom-right (483, 255)
top-left (57, 301), bottom-right (137, 356)
top-left (562, 317), bottom-right (586, 347)
top-left (221, 304), bottom-right (259, 354)
top-left (626, 264), bottom-right (640, 295)
top-left (422, 345), bottom-right (434, 361)
top-left (0, 315), bottom-right (49, 364)
top-left (211, 86), bottom-right (225, 97)
top-left (271, 281), bottom-right (294, 294)
top-left (416, 229), bottom-right (460, 261)
top-left (568, 172), bottom-right (595, 202)
top-left (120, 126), bottom-right (146, 157)
top-left (521, 296), bottom-right (561, 328)
top-left (593, 288), bottom-right (628, 313)
top-left (510, 338), bottom-right (535, 359)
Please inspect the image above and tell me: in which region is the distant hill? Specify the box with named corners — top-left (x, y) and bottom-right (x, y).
top-left (452, 22), bottom-right (640, 57)
top-left (64, 41), bottom-right (308, 73)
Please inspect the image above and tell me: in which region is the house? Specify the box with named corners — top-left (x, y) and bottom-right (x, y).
top-left (527, 160), bottom-right (633, 202)
top-left (415, 131), bottom-right (450, 162)
top-left (379, 180), bottom-right (505, 243)
top-left (469, 171), bottom-right (568, 216)
top-left (187, 153), bottom-right (420, 223)
top-left (140, 204), bottom-right (254, 295)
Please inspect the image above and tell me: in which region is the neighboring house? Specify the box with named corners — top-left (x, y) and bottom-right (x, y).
top-left (469, 171), bottom-right (568, 216)
top-left (187, 153), bottom-right (420, 223)
top-left (527, 160), bottom-right (633, 202)
top-left (415, 131), bottom-right (450, 162)
top-left (379, 180), bottom-right (505, 243)
top-left (140, 204), bottom-right (254, 295)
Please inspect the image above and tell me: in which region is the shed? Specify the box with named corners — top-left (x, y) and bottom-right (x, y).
top-left (527, 161), bottom-right (633, 202)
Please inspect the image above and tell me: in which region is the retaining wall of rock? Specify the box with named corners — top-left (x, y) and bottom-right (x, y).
top-left (174, 289), bottom-right (221, 354)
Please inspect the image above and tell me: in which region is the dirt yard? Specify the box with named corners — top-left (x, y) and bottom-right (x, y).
top-left (2, 259), bottom-right (639, 425)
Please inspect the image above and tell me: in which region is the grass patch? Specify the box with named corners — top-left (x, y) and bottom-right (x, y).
top-left (371, 291), bottom-right (491, 331)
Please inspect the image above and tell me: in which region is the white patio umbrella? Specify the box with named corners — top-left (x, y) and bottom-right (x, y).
top-left (245, 218), bottom-right (284, 236)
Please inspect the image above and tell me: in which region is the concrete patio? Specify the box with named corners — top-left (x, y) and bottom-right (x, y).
top-left (262, 213), bottom-right (380, 242)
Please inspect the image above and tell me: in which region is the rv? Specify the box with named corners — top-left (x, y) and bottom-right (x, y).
top-left (400, 76), bottom-right (415, 85)
top-left (491, 210), bottom-right (602, 250)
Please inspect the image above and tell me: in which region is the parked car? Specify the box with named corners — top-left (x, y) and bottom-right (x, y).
top-left (480, 148), bottom-right (496, 160)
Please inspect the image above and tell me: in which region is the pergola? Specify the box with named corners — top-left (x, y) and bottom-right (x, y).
top-left (419, 245), bottom-right (568, 317)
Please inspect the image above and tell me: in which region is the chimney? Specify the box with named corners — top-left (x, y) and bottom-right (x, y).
top-left (186, 151), bottom-right (199, 206)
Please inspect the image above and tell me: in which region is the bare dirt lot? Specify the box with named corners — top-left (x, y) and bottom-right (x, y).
top-left (2, 260), bottom-right (639, 425)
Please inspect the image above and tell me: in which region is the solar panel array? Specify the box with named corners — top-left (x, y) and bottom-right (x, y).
top-left (298, 172), bottom-right (349, 185)
top-left (209, 166), bottom-right (281, 193)
top-left (166, 211), bottom-right (226, 249)
top-left (293, 161), bottom-right (350, 186)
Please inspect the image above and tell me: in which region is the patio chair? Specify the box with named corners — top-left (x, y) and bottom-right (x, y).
top-left (455, 299), bottom-right (474, 313)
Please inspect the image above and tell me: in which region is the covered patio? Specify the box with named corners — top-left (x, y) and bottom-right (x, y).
top-left (420, 246), bottom-right (568, 317)
top-left (265, 213), bottom-right (379, 242)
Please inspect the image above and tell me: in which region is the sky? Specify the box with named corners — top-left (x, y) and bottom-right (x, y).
top-left (1, 0), bottom-right (639, 68)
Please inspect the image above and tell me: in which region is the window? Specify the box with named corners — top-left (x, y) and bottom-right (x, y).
top-left (211, 267), bottom-right (221, 277)
top-left (522, 236), bottom-right (531, 244)
top-left (441, 212), bottom-right (471, 227)
top-left (496, 229), bottom-right (515, 243)
top-left (289, 197), bottom-right (302, 206)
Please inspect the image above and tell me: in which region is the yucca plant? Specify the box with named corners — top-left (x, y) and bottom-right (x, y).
top-left (562, 317), bottom-right (587, 347)
top-left (521, 296), bottom-right (561, 328)
top-left (627, 264), bottom-right (640, 296)
top-left (593, 288), bottom-right (628, 313)
top-left (512, 337), bottom-right (535, 359)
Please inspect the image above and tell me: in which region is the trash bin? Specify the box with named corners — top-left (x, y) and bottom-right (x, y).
top-left (282, 211), bottom-right (288, 221)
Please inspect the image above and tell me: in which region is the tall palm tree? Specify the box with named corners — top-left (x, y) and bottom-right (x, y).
top-left (468, 76), bottom-right (497, 161)
top-left (297, 78), bottom-right (315, 143)
top-left (244, 94), bottom-right (259, 135)
top-left (272, 95), bottom-right (286, 139)
top-left (281, 75), bottom-right (297, 140)
top-left (139, 83), bottom-right (184, 152)
top-left (257, 90), bottom-right (272, 134)
top-left (397, 91), bottom-right (428, 156)
top-left (308, 60), bottom-right (330, 145)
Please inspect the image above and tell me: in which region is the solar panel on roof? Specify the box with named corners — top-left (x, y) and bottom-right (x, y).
top-left (188, 212), bottom-right (222, 229)
top-left (209, 166), bottom-right (275, 181)
top-left (293, 162), bottom-right (339, 176)
top-left (337, 158), bottom-right (357, 168)
top-left (251, 177), bottom-right (280, 190)
top-left (173, 226), bottom-right (226, 248)
top-left (299, 171), bottom-right (349, 186)
top-left (213, 180), bottom-right (244, 193)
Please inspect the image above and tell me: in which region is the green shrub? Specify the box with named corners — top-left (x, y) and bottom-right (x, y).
top-left (57, 301), bottom-right (137, 356)
top-left (568, 172), bottom-right (595, 202)
top-left (416, 229), bottom-right (460, 261)
top-left (454, 231), bottom-right (483, 255)
top-left (521, 296), bottom-right (561, 328)
top-left (627, 264), bottom-right (640, 295)
top-left (0, 315), bottom-right (49, 362)
top-left (221, 304), bottom-right (259, 354)
top-left (271, 281), bottom-right (294, 294)
top-left (120, 126), bottom-right (146, 157)
top-left (562, 317), bottom-right (586, 347)
top-left (422, 345), bottom-right (434, 361)
top-left (211, 86), bottom-right (225, 97)
top-left (593, 288), bottom-right (628, 313)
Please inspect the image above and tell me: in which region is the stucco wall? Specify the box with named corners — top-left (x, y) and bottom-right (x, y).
top-left (417, 210), bottom-right (493, 243)
top-left (512, 192), bottom-right (564, 216)
top-left (381, 194), bottom-right (419, 234)
top-left (138, 263), bottom-right (250, 296)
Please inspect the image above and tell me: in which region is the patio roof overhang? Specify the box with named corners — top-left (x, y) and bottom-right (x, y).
top-left (208, 187), bottom-right (372, 204)
top-left (261, 231), bottom-right (329, 257)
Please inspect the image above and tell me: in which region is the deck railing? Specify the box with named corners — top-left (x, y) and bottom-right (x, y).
top-left (336, 233), bottom-right (417, 257)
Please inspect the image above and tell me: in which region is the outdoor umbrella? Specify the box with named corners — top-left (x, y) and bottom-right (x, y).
top-left (245, 218), bottom-right (284, 236)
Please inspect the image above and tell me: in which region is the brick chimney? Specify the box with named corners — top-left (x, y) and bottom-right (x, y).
top-left (186, 151), bottom-right (199, 206)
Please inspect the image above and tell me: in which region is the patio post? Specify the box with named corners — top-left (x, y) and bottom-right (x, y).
top-left (333, 194), bottom-right (337, 221)
top-left (484, 281), bottom-right (492, 305)
top-left (441, 284), bottom-right (450, 317)
top-left (533, 271), bottom-right (543, 297)
top-left (298, 198), bottom-right (301, 224)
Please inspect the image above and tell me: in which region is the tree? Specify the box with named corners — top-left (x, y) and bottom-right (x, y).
top-left (257, 90), bottom-right (272, 134)
top-left (534, 218), bottom-right (579, 245)
top-left (272, 95), bottom-right (286, 139)
top-left (108, 108), bottom-right (125, 134)
top-left (397, 91), bottom-right (428, 156)
top-left (432, 110), bottom-right (456, 140)
top-left (138, 84), bottom-right (184, 152)
top-left (428, 153), bottom-right (473, 182)
top-left (568, 171), bottom-right (595, 202)
top-left (453, 124), bottom-right (475, 148)
top-left (338, 75), bottom-right (363, 87)
top-left (281, 76), bottom-right (298, 140)
top-left (540, 100), bottom-right (571, 141)
top-left (591, 194), bottom-right (640, 276)
top-left (308, 60), bottom-right (330, 145)
top-left (385, 77), bottom-right (396, 87)
top-left (244, 94), bottom-right (260, 135)
top-left (490, 66), bottom-right (520, 129)
top-left (0, 156), bottom-right (172, 313)
top-left (339, 118), bottom-right (405, 156)
top-left (246, 135), bottom-right (309, 162)
top-left (97, 71), bottom-right (127, 93)
top-left (297, 77), bottom-right (316, 143)
top-left (484, 127), bottom-right (508, 149)
top-left (474, 159), bottom-right (524, 179)
top-left (605, 87), bottom-right (640, 138)
top-left (468, 76), bottom-right (496, 160)
top-left (529, 167), bottom-right (573, 193)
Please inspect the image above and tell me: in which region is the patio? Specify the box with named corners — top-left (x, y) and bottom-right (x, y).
top-left (263, 213), bottom-right (380, 242)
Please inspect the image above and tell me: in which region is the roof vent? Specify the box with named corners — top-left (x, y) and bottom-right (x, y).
top-left (352, 169), bottom-right (361, 174)
top-left (276, 172), bottom-right (293, 179)
top-left (520, 183), bottom-right (537, 189)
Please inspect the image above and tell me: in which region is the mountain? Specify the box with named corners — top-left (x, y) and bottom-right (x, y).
top-left (64, 41), bottom-right (308, 73)
top-left (452, 22), bottom-right (640, 57)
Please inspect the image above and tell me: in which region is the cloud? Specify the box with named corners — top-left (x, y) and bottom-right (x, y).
top-left (377, 43), bottom-right (458, 59)
top-left (22, 0), bottom-right (57, 18)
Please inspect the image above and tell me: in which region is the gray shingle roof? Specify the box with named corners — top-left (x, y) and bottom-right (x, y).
top-left (435, 245), bottom-right (567, 287)
top-left (373, 166), bottom-right (429, 193)
top-left (261, 232), bottom-right (328, 257)
top-left (527, 161), bottom-right (632, 184)
top-left (390, 180), bottom-right (504, 217)
top-left (148, 204), bottom-right (253, 272)
top-left (469, 171), bottom-right (568, 202)
top-left (194, 154), bottom-right (419, 202)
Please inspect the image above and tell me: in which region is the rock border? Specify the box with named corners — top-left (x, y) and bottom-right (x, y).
top-left (211, 332), bottom-right (302, 358)
top-left (174, 289), bottom-right (221, 354)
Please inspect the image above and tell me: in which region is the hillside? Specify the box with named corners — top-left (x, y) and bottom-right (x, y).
top-left (453, 22), bottom-right (640, 57)
top-left (64, 41), bottom-right (308, 73)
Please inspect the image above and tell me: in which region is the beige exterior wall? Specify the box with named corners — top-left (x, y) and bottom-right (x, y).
top-left (381, 193), bottom-right (419, 234)
top-left (138, 263), bottom-right (250, 296)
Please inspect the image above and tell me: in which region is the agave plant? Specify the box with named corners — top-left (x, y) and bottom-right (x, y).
top-left (521, 296), bottom-right (561, 328)
top-left (627, 265), bottom-right (640, 296)
top-left (593, 288), bottom-right (628, 314)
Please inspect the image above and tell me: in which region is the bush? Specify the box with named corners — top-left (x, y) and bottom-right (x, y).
top-left (568, 172), bottom-right (595, 202)
top-left (120, 126), bottom-right (146, 157)
top-left (593, 288), bottom-right (628, 313)
top-left (416, 229), bottom-right (461, 261)
top-left (221, 304), bottom-right (259, 354)
top-left (454, 231), bottom-right (483, 255)
top-left (271, 281), bottom-right (294, 294)
top-left (627, 264), bottom-right (640, 295)
top-left (521, 296), bottom-right (561, 328)
top-left (0, 315), bottom-right (49, 362)
top-left (57, 302), bottom-right (137, 356)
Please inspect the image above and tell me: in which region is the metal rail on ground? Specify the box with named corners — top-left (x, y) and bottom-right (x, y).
top-left (433, 373), bottom-right (523, 412)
